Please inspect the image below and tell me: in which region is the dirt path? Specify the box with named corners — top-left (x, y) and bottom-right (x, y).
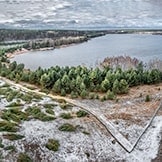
top-left (0, 76), bottom-right (161, 153)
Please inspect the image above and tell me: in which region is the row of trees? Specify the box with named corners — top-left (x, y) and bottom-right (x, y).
top-left (0, 29), bottom-right (106, 42)
top-left (23, 36), bottom-right (88, 50)
top-left (0, 29), bottom-right (106, 52)
top-left (1, 52), bottom-right (162, 99)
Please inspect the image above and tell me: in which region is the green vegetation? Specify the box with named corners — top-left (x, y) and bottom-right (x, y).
top-left (145, 95), bottom-right (151, 102)
top-left (60, 113), bottom-right (73, 119)
top-left (107, 90), bottom-right (116, 100)
top-left (0, 121), bottom-right (18, 132)
top-left (82, 131), bottom-right (90, 135)
top-left (46, 108), bottom-right (55, 115)
top-left (60, 103), bottom-right (73, 110)
top-left (1, 108), bottom-right (28, 122)
top-left (4, 145), bottom-right (16, 152)
top-left (17, 153), bottom-right (33, 162)
top-left (3, 133), bottom-right (24, 141)
top-left (76, 110), bottom-right (88, 118)
top-left (25, 106), bottom-right (55, 121)
top-left (0, 139), bottom-right (4, 148)
top-left (58, 123), bottom-right (76, 132)
top-left (0, 29), bottom-right (105, 51)
top-left (1, 33), bottom-right (162, 102)
top-left (1, 51), bottom-right (162, 100)
top-left (43, 103), bottom-right (56, 109)
top-left (45, 139), bottom-right (60, 152)
top-left (5, 102), bottom-right (23, 107)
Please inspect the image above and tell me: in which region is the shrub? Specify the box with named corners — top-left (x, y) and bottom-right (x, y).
top-left (145, 95), bottom-right (151, 102)
top-left (41, 115), bottom-right (55, 121)
top-left (107, 90), bottom-right (116, 100)
top-left (82, 131), bottom-right (90, 135)
top-left (100, 95), bottom-right (107, 102)
top-left (58, 123), bottom-right (76, 132)
top-left (60, 89), bottom-right (66, 96)
top-left (1, 108), bottom-right (28, 122)
top-left (43, 103), bottom-right (56, 109)
top-left (3, 133), bottom-right (24, 141)
top-left (60, 113), bottom-right (73, 119)
top-left (0, 138), bottom-right (4, 148)
top-left (70, 91), bottom-right (78, 99)
top-left (60, 103), bottom-right (73, 110)
top-left (46, 109), bottom-right (55, 115)
top-left (25, 106), bottom-right (55, 121)
top-left (56, 99), bottom-right (66, 103)
top-left (17, 153), bottom-right (33, 162)
top-left (45, 139), bottom-right (60, 152)
top-left (4, 145), bottom-right (16, 152)
top-left (76, 110), bottom-right (88, 118)
top-left (5, 102), bottom-right (23, 107)
top-left (80, 90), bottom-right (88, 99)
top-left (89, 93), bottom-right (95, 99)
top-left (0, 121), bottom-right (18, 132)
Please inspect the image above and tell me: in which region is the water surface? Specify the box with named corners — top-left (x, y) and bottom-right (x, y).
top-left (11, 34), bottom-right (162, 70)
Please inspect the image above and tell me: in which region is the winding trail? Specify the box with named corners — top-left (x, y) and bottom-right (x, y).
top-left (0, 76), bottom-right (161, 153)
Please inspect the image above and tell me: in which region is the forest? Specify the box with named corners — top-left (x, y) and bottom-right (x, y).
top-left (1, 48), bottom-right (162, 100)
top-left (0, 29), bottom-right (106, 51)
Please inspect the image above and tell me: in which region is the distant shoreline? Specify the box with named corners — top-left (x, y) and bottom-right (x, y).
top-left (3, 29), bottom-right (162, 59)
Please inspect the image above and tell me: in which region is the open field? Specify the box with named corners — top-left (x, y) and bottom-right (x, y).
top-left (0, 78), bottom-right (162, 161)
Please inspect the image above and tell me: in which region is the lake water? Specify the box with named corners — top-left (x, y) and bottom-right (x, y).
top-left (11, 34), bottom-right (162, 70)
top-left (0, 0), bottom-right (162, 29)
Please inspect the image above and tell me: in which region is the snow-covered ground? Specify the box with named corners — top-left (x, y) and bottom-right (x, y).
top-left (0, 79), bottom-right (162, 162)
top-left (2, 115), bottom-right (162, 162)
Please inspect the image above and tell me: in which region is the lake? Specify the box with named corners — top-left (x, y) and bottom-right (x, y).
top-left (11, 34), bottom-right (162, 70)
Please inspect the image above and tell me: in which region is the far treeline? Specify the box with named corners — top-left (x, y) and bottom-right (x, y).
top-left (1, 29), bottom-right (162, 52)
top-left (0, 29), bottom-right (106, 51)
top-left (0, 49), bottom-right (162, 100)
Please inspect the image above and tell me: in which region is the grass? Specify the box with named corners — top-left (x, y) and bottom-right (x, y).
top-left (17, 153), bottom-right (33, 162)
top-left (1, 83), bottom-right (10, 87)
top-left (32, 93), bottom-right (42, 100)
top-left (41, 115), bottom-right (56, 121)
top-left (0, 121), bottom-right (18, 132)
top-left (60, 103), bottom-right (73, 110)
top-left (1, 108), bottom-right (28, 123)
top-left (20, 94), bottom-right (32, 103)
top-left (45, 139), bottom-right (60, 152)
top-left (76, 110), bottom-right (88, 118)
top-left (25, 85), bottom-right (37, 90)
top-left (43, 103), bottom-right (57, 109)
top-left (46, 108), bottom-right (55, 115)
top-left (145, 94), bottom-right (151, 102)
top-left (5, 102), bottom-right (23, 108)
top-left (4, 145), bottom-right (16, 152)
top-left (82, 131), bottom-right (90, 135)
top-left (0, 87), bottom-right (12, 96)
top-left (55, 99), bottom-right (66, 103)
top-left (58, 123), bottom-right (76, 132)
top-left (25, 106), bottom-right (55, 121)
top-left (60, 113), bottom-right (73, 119)
top-left (0, 138), bottom-right (4, 148)
top-left (3, 133), bottom-right (24, 141)
top-left (39, 88), bottom-right (50, 94)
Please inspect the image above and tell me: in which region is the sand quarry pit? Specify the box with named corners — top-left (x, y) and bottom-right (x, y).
top-left (0, 79), bottom-right (162, 162)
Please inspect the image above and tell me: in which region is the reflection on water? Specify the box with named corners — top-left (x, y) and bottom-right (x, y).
top-left (11, 34), bottom-right (162, 70)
